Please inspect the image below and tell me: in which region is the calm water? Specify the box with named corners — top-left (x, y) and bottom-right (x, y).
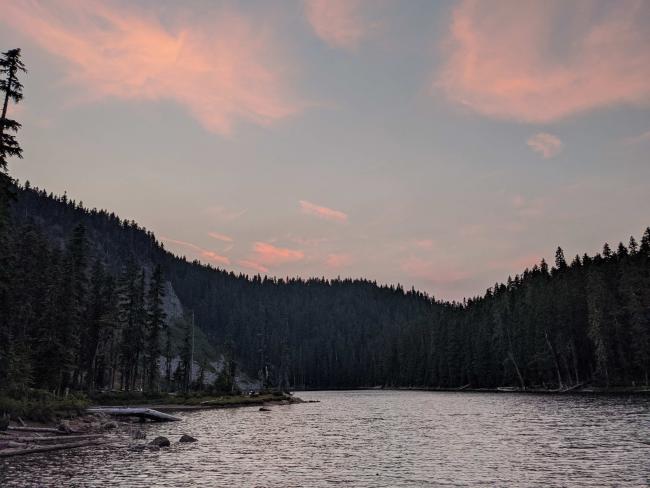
top-left (2, 390), bottom-right (649, 487)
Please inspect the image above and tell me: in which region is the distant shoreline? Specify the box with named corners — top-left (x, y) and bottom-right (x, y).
top-left (293, 386), bottom-right (650, 396)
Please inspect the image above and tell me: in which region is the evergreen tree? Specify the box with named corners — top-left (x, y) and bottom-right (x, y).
top-left (179, 315), bottom-right (193, 393)
top-left (555, 247), bottom-right (567, 270)
top-left (145, 265), bottom-right (166, 392)
top-left (0, 48), bottom-right (26, 225)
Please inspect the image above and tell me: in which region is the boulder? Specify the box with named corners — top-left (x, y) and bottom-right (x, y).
top-left (149, 436), bottom-right (170, 447)
top-left (259, 407), bottom-right (271, 412)
top-left (179, 434), bottom-right (197, 443)
top-left (133, 430), bottom-right (146, 440)
top-left (57, 421), bottom-right (73, 433)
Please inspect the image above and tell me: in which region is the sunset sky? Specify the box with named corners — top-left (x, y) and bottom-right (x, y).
top-left (1, 0), bottom-right (649, 300)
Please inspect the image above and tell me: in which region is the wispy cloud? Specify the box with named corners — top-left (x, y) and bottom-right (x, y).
top-left (299, 200), bottom-right (348, 223)
top-left (252, 242), bottom-right (305, 266)
top-left (437, 0), bottom-right (650, 122)
top-left (161, 237), bottom-right (230, 266)
top-left (208, 232), bottom-right (233, 243)
top-left (204, 206), bottom-right (247, 222)
top-left (527, 133), bottom-right (563, 158)
top-left (2, 0), bottom-right (302, 135)
top-left (303, 0), bottom-right (371, 50)
top-left (237, 259), bottom-right (269, 274)
top-left (325, 253), bottom-right (353, 269)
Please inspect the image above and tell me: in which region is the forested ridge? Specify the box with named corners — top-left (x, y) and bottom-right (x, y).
top-left (1, 181), bottom-right (649, 395)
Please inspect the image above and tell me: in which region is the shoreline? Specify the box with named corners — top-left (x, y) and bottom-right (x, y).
top-left (292, 386), bottom-right (650, 396)
top-left (93, 394), bottom-right (307, 413)
top-left (0, 392), bottom-right (305, 458)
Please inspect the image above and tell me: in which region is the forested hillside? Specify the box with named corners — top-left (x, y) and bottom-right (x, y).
top-left (1, 182), bottom-right (649, 395)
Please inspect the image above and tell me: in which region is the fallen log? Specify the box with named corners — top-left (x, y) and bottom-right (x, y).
top-left (10, 434), bottom-right (104, 443)
top-left (8, 426), bottom-right (69, 434)
top-left (87, 407), bottom-right (181, 422)
top-left (0, 441), bottom-right (28, 449)
top-left (0, 439), bottom-right (104, 458)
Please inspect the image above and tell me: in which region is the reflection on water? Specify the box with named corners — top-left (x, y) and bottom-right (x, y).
top-left (2, 391), bottom-right (650, 487)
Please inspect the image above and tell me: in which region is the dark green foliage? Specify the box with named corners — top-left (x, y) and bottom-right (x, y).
top-left (146, 264), bottom-right (166, 392)
top-left (0, 187), bottom-right (185, 398)
top-left (0, 390), bottom-right (88, 422)
top-left (0, 48), bottom-right (25, 236)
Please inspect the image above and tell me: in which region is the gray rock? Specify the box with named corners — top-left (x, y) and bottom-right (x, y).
top-left (149, 436), bottom-right (170, 447)
top-left (259, 407), bottom-right (270, 412)
top-left (179, 434), bottom-right (197, 443)
top-left (57, 421), bottom-right (73, 433)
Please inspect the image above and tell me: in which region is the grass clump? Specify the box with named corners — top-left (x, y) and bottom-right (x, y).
top-left (0, 389), bottom-right (89, 422)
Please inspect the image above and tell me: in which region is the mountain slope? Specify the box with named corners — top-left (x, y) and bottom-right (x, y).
top-left (4, 181), bottom-right (650, 391)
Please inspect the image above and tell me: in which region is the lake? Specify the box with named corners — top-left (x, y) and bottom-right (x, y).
top-left (2, 390), bottom-right (649, 487)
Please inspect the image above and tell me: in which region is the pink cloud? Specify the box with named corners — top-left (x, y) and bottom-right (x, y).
top-left (303, 0), bottom-right (370, 49)
top-left (437, 0), bottom-right (650, 122)
top-left (2, 0), bottom-right (301, 135)
top-left (252, 242), bottom-right (305, 266)
top-left (237, 259), bottom-right (269, 274)
top-left (299, 200), bottom-right (348, 223)
top-left (325, 253), bottom-right (353, 269)
top-left (161, 237), bottom-right (230, 266)
top-left (527, 133), bottom-right (563, 158)
top-left (208, 232), bottom-right (233, 243)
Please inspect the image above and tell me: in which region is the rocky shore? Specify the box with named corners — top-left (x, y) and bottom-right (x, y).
top-left (0, 392), bottom-right (305, 458)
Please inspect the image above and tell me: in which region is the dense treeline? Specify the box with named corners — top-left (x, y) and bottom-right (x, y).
top-left (0, 209), bottom-right (204, 395)
top-left (395, 241), bottom-right (650, 389)
top-left (4, 183), bottom-right (650, 393)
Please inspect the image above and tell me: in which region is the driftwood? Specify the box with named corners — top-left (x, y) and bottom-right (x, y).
top-left (9, 434), bottom-right (103, 443)
top-left (87, 407), bottom-right (181, 422)
top-left (0, 439), bottom-right (105, 458)
top-left (7, 426), bottom-right (69, 434)
top-left (1, 441), bottom-right (28, 449)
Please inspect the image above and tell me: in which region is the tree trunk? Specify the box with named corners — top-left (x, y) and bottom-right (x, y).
top-left (507, 351), bottom-right (526, 390)
top-left (544, 330), bottom-right (564, 389)
top-left (0, 439), bottom-right (104, 458)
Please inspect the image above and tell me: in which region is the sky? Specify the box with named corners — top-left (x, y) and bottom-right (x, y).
top-left (1, 0), bottom-right (649, 301)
